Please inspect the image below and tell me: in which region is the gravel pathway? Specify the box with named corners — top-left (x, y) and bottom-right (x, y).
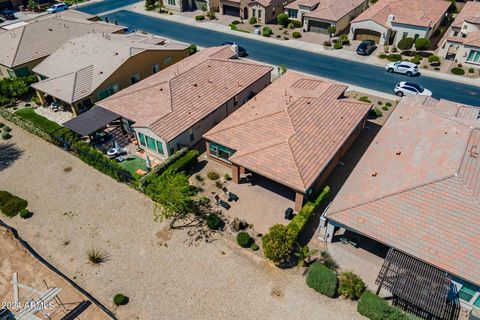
top-left (0, 121), bottom-right (366, 320)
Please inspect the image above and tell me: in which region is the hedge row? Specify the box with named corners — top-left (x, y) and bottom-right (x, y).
top-left (0, 108), bottom-right (55, 143)
top-left (358, 291), bottom-right (422, 320)
top-left (306, 262), bottom-right (337, 297)
top-left (165, 149), bottom-right (200, 174)
top-left (0, 190), bottom-right (28, 218)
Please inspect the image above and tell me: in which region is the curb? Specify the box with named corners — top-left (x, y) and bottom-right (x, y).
top-left (0, 219), bottom-right (118, 320)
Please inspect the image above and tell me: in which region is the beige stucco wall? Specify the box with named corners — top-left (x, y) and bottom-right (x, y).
top-left (0, 57), bottom-right (46, 79)
top-left (349, 20), bottom-right (389, 44)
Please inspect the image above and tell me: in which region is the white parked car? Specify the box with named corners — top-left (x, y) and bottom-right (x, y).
top-left (386, 61), bottom-right (419, 77)
top-left (47, 3), bottom-right (69, 13)
top-left (394, 82), bottom-right (432, 97)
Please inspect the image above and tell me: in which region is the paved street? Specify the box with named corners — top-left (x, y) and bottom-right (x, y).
top-left (78, 2), bottom-right (480, 105)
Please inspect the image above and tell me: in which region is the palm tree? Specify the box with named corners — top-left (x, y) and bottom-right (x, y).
top-left (295, 244), bottom-right (317, 268)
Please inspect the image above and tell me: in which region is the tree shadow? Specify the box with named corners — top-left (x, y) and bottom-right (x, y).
top-left (0, 143), bottom-right (23, 171)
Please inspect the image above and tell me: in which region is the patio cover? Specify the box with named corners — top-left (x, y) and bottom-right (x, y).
top-left (63, 107), bottom-right (121, 136)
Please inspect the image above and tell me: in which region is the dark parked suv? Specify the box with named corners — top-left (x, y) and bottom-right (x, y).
top-left (356, 40), bottom-right (377, 56)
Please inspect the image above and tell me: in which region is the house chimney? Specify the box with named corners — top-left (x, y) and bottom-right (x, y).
top-left (230, 43), bottom-right (239, 59)
top-left (387, 14), bottom-right (395, 26)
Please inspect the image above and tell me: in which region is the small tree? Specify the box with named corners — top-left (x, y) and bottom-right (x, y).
top-left (414, 38), bottom-right (431, 51)
top-left (262, 224), bottom-right (296, 265)
top-left (147, 172), bottom-right (195, 228)
top-left (397, 37), bottom-right (414, 51)
top-left (249, 16), bottom-right (257, 24)
top-left (277, 13), bottom-right (289, 27)
top-left (327, 26), bottom-right (336, 39)
top-left (294, 244), bottom-right (317, 268)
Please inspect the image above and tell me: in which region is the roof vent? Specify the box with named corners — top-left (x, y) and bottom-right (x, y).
top-left (114, 52), bottom-right (119, 55)
top-left (48, 28), bottom-right (53, 31)
top-left (159, 88), bottom-right (163, 91)
top-left (193, 83), bottom-right (198, 87)
top-left (396, 151), bottom-right (401, 155)
top-left (99, 71), bottom-right (103, 74)
top-left (372, 172), bottom-right (378, 177)
top-left (444, 131), bottom-right (447, 134)
top-left (469, 145), bottom-right (478, 158)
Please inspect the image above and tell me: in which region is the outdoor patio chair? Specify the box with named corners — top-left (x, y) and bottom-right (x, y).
top-left (214, 194), bottom-right (231, 210)
top-left (222, 187), bottom-right (228, 195)
top-left (284, 208), bottom-right (294, 220)
top-left (227, 191), bottom-right (239, 202)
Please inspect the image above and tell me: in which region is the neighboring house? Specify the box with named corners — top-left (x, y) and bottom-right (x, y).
top-left (323, 96), bottom-right (480, 309)
top-left (438, 1), bottom-right (480, 68)
top-left (31, 33), bottom-right (190, 116)
top-left (162, 0), bottom-right (219, 12)
top-left (220, 0), bottom-right (292, 23)
top-left (348, 0), bottom-right (449, 45)
top-left (204, 71), bottom-right (372, 211)
top-left (0, 11), bottom-right (124, 79)
top-left (81, 46), bottom-right (273, 159)
top-left (284, 0), bottom-right (368, 35)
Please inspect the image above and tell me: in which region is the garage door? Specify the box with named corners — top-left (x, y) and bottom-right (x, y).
top-left (223, 4), bottom-right (240, 17)
top-left (308, 20), bottom-right (331, 34)
top-left (354, 29), bottom-right (381, 43)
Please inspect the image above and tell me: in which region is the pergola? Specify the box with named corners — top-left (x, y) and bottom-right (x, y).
top-left (375, 249), bottom-right (460, 320)
top-left (63, 107), bottom-right (122, 137)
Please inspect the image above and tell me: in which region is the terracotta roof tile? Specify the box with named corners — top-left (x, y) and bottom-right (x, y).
top-left (299, 0), bottom-right (366, 22)
top-left (452, 1), bottom-right (480, 28)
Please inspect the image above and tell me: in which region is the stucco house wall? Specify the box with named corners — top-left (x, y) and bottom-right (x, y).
top-left (390, 22), bottom-right (429, 45)
top-left (349, 20), bottom-right (389, 44)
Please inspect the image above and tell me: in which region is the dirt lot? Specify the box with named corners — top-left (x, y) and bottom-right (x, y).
top-left (0, 228), bottom-right (108, 319)
top-left (0, 121), bottom-right (366, 319)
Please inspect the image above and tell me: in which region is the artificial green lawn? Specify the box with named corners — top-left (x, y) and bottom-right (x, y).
top-left (118, 156), bottom-right (148, 177)
top-left (14, 108), bottom-right (62, 134)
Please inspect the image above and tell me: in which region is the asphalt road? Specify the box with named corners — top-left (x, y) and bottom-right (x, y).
top-left (78, 2), bottom-right (480, 105)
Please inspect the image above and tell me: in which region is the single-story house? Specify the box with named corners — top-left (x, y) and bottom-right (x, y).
top-left (77, 46), bottom-right (273, 159)
top-left (324, 96), bottom-right (480, 309)
top-left (0, 11), bottom-right (125, 79)
top-left (31, 33), bottom-right (190, 116)
top-left (163, 0), bottom-right (219, 12)
top-left (438, 1), bottom-right (480, 68)
top-left (348, 0), bottom-right (449, 45)
top-left (204, 71), bottom-right (372, 211)
top-left (219, 0), bottom-right (292, 23)
top-left (284, 0), bottom-right (368, 35)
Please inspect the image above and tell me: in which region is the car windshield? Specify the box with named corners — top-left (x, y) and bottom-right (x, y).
top-left (405, 82), bottom-right (423, 92)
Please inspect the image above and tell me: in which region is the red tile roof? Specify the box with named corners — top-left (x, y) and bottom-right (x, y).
top-left (97, 46), bottom-right (272, 142)
top-left (452, 1), bottom-right (480, 28)
top-left (298, 0), bottom-right (367, 22)
top-left (204, 72), bottom-right (372, 192)
top-left (352, 0), bottom-right (449, 28)
top-left (327, 96), bottom-right (480, 285)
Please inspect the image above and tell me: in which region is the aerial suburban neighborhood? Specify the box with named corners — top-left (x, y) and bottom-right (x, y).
top-left (0, 0), bottom-right (479, 319)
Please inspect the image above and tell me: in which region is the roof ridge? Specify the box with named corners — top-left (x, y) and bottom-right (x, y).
top-left (231, 137), bottom-right (286, 159)
top-left (328, 174), bottom-right (457, 216)
top-left (101, 80), bottom-right (169, 103)
top-left (453, 175), bottom-right (480, 209)
top-left (71, 65), bottom-right (94, 103)
top-left (11, 25), bottom-right (26, 67)
top-left (456, 129), bottom-right (480, 206)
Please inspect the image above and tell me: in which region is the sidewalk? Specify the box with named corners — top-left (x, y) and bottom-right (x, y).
top-left (126, 3), bottom-right (479, 87)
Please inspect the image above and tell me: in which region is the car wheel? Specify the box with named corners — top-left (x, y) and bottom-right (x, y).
top-left (388, 68), bottom-right (394, 73)
top-left (396, 91), bottom-right (404, 97)
top-left (406, 71), bottom-right (412, 77)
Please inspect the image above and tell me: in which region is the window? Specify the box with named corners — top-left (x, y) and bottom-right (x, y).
top-left (458, 283), bottom-right (479, 302)
top-left (467, 50), bottom-right (480, 64)
top-left (402, 32), bottom-right (408, 39)
top-left (189, 130), bottom-right (194, 142)
top-left (209, 142), bottom-right (233, 161)
top-left (130, 73), bottom-right (140, 85)
top-left (287, 9), bottom-right (298, 19)
top-left (156, 140), bottom-right (164, 155)
top-left (167, 0), bottom-right (175, 5)
top-left (97, 84), bottom-right (119, 100)
top-left (14, 67), bottom-right (29, 77)
top-left (138, 132), bottom-right (146, 147)
top-left (258, 10), bottom-right (262, 18)
top-left (474, 295), bottom-right (480, 308)
top-left (163, 57), bottom-right (172, 65)
top-left (252, 8), bottom-right (256, 17)
top-left (145, 136), bottom-right (157, 151)
top-left (152, 64), bottom-right (160, 74)
top-left (414, 33), bottom-right (420, 40)
top-left (77, 98), bottom-right (93, 113)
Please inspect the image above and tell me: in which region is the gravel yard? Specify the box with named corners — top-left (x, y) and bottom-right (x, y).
top-left (0, 121), bottom-right (366, 320)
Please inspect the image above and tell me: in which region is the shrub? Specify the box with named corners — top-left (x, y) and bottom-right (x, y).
top-left (323, 41), bottom-right (332, 47)
top-left (0, 191), bottom-right (12, 206)
top-left (357, 291), bottom-right (391, 320)
top-left (224, 173), bottom-right (231, 181)
top-left (189, 44), bottom-right (197, 55)
top-left (250, 243), bottom-right (259, 251)
top-left (249, 16), bottom-right (257, 24)
top-left (359, 96), bottom-right (371, 103)
top-left (113, 294), bottom-right (128, 306)
top-left (215, 180), bottom-right (223, 188)
top-left (451, 67), bottom-right (465, 75)
top-left (2, 132), bottom-right (11, 140)
top-left (385, 102), bottom-right (392, 107)
top-left (166, 150), bottom-right (199, 174)
top-left (369, 107), bottom-right (382, 118)
top-left (1, 196), bottom-right (28, 217)
top-left (338, 271), bottom-right (365, 300)
top-left (338, 34), bottom-right (349, 45)
top-left (3, 126), bottom-right (11, 132)
top-left (87, 247), bottom-right (107, 265)
top-left (0, 122), bottom-right (3, 128)
top-left (262, 224), bottom-right (296, 264)
top-left (306, 262), bottom-right (337, 297)
top-left (292, 31), bottom-right (301, 38)
top-left (231, 20), bottom-right (240, 25)
top-left (333, 42), bottom-right (343, 50)
top-left (428, 55), bottom-right (440, 63)
top-left (410, 56), bottom-right (422, 65)
top-left (195, 174), bottom-right (203, 182)
top-left (382, 106), bottom-right (388, 111)
top-left (397, 37), bottom-right (414, 50)
top-left (207, 171), bottom-right (220, 180)
top-left (19, 208), bottom-right (31, 219)
top-left (414, 37), bottom-right (430, 50)
top-left (277, 13), bottom-right (289, 27)
top-left (386, 54), bottom-right (402, 62)
top-left (327, 26), bottom-right (336, 36)
top-left (206, 213), bottom-right (223, 230)
top-left (237, 232), bottom-right (252, 248)
top-left (379, 54), bottom-right (387, 59)
top-left (284, 37), bottom-right (289, 40)
top-left (289, 19), bottom-right (302, 28)
top-left (469, 67), bottom-right (475, 73)
top-left (287, 22), bottom-right (294, 29)
top-left (195, 15), bottom-right (205, 21)
top-left (262, 26), bottom-right (273, 37)
top-left (391, 46), bottom-right (397, 53)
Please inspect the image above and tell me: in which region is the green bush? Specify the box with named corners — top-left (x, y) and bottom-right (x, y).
top-left (1, 196), bottom-right (28, 217)
top-left (0, 191), bottom-right (12, 206)
top-left (369, 107), bottom-right (382, 118)
top-left (358, 291), bottom-right (391, 320)
top-left (359, 96), bottom-right (371, 103)
top-left (324, 41), bottom-right (332, 47)
top-left (386, 54), bottom-right (402, 62)
top-left (277, 13), bottom-right (289, 26)
top-left (0, 122), bottom-right (3, 128)
top-left (292, 31), bottom-right (301, 38)
top-left (262, 224), bottom-right (296, 264)
top-left (306, 262), bottom-right (337, 297)
top-left (189, 44), bottom-right (197, 55)
top-left (410, 55), bottom-right (422, 65)
top-left (414, 37), bottom-right (430, 50)
top-left (333, 42), bottom-right (343, 50)
top-left (385, 102), bottom-right (392, 107)
top-left (195, 15), bottom-right (205, 21)
top-left (382, 106), bottom-right (388, 111)
top-left (113, 294), bottom-right (128, 306)
top-left (250, 243), bottom-right (259, 251)
top-left (207, 171), bottom-right (220, 180)
top-left (451, 67), bottom-right (465, 75)
top-left (224, 173), bottom-right (231, 181)
top-left (3, 126), bottom-right (11, 132)
top-left (206, 213), bottom-right (223, 230)
top-left (397, 37), bottom-right (414, 50)
top-left (262, 26), bottom-right (273, 37)
top-left (468, 67), bottom-right (475, 73)
top-left (237, 232), bottom-right (252, 248)
top-left (428, 55), bottom-right (440, 63)
top-left (338, 271), bottom-right (365, 300)
top-left (249, 16), bottom-right (257, 24)
top-left (287, 22), bottom-right (294, 29)
top-left (289, 19), bottom-right (302, 28)
top-left (166, 150), bottom-right (199, 174)
top-left (19, 208), bottom-right (31, 219)
top-left (1, 132), bottom-right (11, 140)
top-left (379, 54), bottom-right (387, 59)
top-left (231, 20), bottom-right (240, 25)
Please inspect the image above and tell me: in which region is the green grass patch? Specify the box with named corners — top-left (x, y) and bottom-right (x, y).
top-left (118, 156), bottom-right (148, 178)
top-left (14, 108), bottom-right (62, 134)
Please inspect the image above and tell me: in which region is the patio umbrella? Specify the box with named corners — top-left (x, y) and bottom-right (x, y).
top-left (145, 154), bottom-right (151, 171)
